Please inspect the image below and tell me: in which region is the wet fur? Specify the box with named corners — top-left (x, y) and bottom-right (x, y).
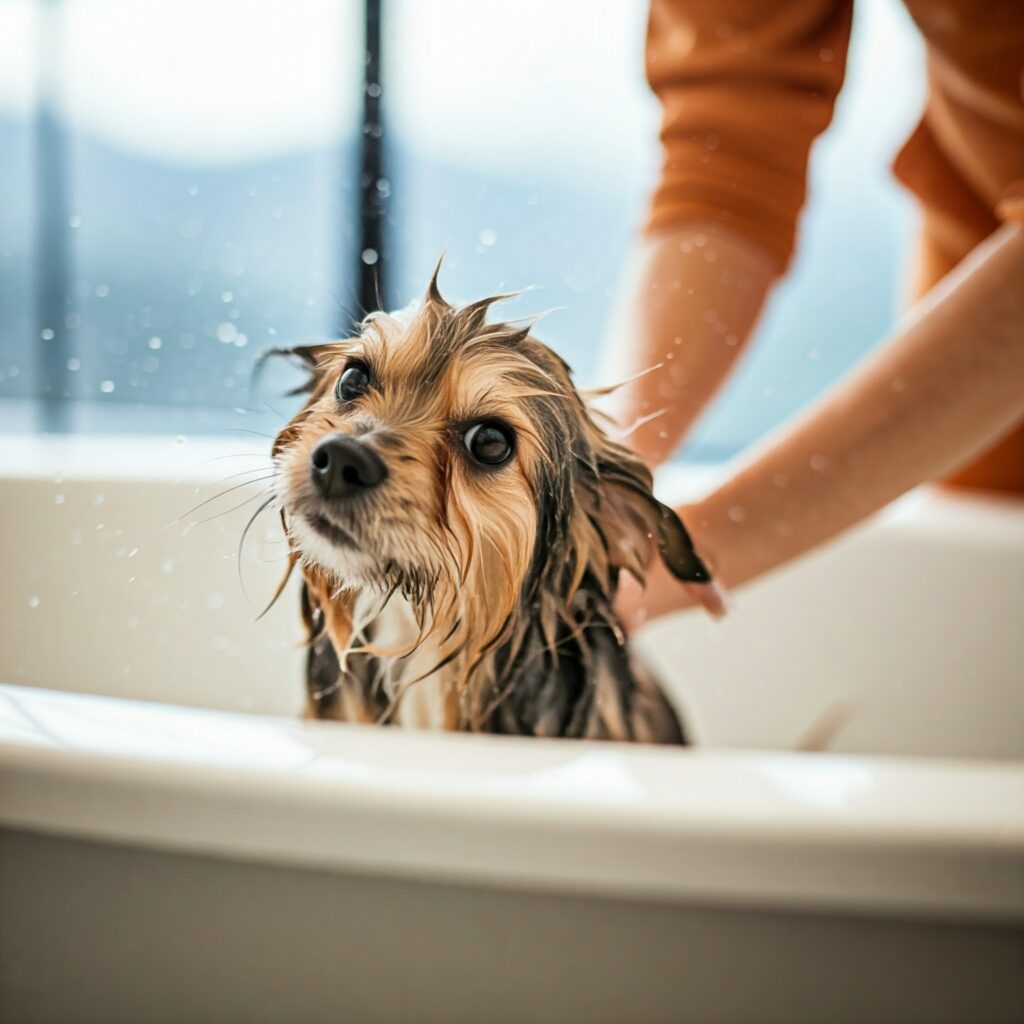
top-left (268, 271), bottom-right (713, 744)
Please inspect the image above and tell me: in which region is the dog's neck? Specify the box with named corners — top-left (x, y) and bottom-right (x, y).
top-left (307, 564), bottom-right (661, 740)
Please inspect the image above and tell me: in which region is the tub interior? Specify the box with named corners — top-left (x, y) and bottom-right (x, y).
top-left (2, 436), bottom-right (1022, 761)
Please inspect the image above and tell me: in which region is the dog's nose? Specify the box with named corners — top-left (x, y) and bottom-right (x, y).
top-left (310, 434), bottom-right (388, 499)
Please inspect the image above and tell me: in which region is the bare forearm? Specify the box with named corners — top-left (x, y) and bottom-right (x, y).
top-left (690, 223), bottom-right (1024, 589)
top-left (602, 222), bottom-right (778, 466)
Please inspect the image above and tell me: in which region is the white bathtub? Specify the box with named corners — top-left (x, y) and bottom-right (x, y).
top-left (1, 434), bottom-right (1022, 1023)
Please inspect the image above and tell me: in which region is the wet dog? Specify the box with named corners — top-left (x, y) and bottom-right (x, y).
top-left (268, 272), bottom-right (716, 743)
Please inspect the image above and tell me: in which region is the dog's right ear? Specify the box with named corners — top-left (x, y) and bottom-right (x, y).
top-left (254, 344), bottom-right (334, 396)
top-left (256, 344), bottom-right (340, 458)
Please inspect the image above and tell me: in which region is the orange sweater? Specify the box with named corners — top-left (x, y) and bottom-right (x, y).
top-left (645, 0), bottom-right (1024, 489)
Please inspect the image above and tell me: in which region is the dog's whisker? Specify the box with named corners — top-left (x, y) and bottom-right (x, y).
top-left (175, 474), bottom-right (277, 524)
top-left (191, 482), bottom-right (276, 526)
top-left (201, 452), bottom-right (274, 465)
top-left (225, 427), bottom-right (278, 441)
top-left (127, 473), bottom-right (276, 559)
top-left (217, 466), bottom-right (281, 484)
top-left (237, 495), bottom-right (279, 605)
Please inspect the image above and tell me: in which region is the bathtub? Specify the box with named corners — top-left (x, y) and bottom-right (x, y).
top-left (1, 433), bottom-right (1022, 1024)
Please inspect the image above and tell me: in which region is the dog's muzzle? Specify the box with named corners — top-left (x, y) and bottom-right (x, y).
top-left (310, 434), bottom-right (388, 501)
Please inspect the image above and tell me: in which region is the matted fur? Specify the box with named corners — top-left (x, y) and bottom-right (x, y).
top-left (268, 271), bottom-right (713, 742)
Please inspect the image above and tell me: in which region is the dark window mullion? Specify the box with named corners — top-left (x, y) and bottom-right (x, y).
top-left (356, 0), bottom-right (387, 318)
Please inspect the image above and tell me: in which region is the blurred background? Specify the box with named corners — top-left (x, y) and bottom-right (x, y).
top-left (0, 0), bottom-right (923, 458)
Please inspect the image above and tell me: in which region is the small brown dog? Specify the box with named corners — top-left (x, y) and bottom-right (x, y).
top-left (269, 271), bottom-right (716, 743)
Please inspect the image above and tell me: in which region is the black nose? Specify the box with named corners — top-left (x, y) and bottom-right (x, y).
top-left (310, 434), bottom-right (388, 499)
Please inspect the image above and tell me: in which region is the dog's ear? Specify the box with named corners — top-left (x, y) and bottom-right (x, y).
top-left (257, 344), bottom-right (340, 457)
top-left (584, 438), bottom-right (712, 586)
top-left (254, 343), bottom-right (335, 397)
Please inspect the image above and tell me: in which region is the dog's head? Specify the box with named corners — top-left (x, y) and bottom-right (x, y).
top-left (271, 273), bottom-right (712, 679)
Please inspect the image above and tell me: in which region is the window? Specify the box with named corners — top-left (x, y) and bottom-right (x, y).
top-left (1, 0), bottom-right (364, 432)
top-left (0, 0), bottom-right (923, 457)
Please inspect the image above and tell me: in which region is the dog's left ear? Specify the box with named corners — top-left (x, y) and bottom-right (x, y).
top-left (585, 441), bottom-right (712, 586)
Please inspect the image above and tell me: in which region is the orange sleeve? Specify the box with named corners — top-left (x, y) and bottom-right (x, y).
top-left (645, 0), bottom-right (853, 271)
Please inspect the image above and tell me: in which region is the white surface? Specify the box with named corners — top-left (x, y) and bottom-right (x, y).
top-left (3, 683), bottom-right (1023, 922)
top-left (1, 434), bottom-right (1023, 923)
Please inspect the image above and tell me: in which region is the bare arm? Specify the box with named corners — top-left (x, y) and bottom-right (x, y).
top-left (601, 222), bottom-right (779, 466)
top-left (621, 222), bottom-right (1024, 625)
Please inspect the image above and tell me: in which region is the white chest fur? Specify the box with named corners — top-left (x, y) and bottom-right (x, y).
top-left (353, 591), bottom-right (447, 730)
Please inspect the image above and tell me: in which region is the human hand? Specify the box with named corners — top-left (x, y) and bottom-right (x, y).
top-left (616, 513), bottom-right (729, 633)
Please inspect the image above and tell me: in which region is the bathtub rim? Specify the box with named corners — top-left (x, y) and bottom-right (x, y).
top-left (2, 683), bottom-right (1022, 925)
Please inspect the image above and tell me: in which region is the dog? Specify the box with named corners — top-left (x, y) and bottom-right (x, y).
top-left (268, 271), bottom-right (717, 743)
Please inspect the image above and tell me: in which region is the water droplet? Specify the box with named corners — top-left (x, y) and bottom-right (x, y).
top-left (54, 494), bottom-right (64, 505)
top-left (96, 283), bottom-right (109, 298)
top-left (366, 82), bottom-right (382, 98)
top-left (160, 558), bottom-right (174, 574)
top-left (28, 596), bottom-right (40, 609)
top-left (221, 290), bottom-right (233, 303)
top-left (216, 322), bottom-right (238, 344)
top-left (891, 376), bottom-right (906, 392)
top-left (41, 327), bottom-right (55, 341)
top-left (93, 494), bottom-right (105, 506)
top-left (810, 454), bottom-right (829, 473)
top-left (148, 336), bottom-right (162, 350)
top-left (66, 358), bottom-right (81, 372)
top-left (361, 248), bottom-right (378, 266)
top-left (727, 504), bottom-right (746, 522)
top-left (127, 547), bottom-right (139, 558)
top-left (188, 184), bottom-right (200, 196)
top-left (206, 592), bottom-right (224, 610)
top-left (773, 473), bottom-right (790, 488)
top-left (175, 435), bottom-right (187, 446)
top-left (819, 47), bottom-right (834, 62)
top-left (808, 348), bottom-right (820, 361)
top-left (478, 228), bottom-right (497, 247)
top-left (99, 380), bottom-right (115, 393)
top-left (69, 215), bottom-right (81, 229)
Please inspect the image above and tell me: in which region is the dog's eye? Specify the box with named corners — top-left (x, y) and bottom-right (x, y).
top-left (336, 362), bottom-right (371, 403)
top-left (463, 422), bottom-right (514, 466)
